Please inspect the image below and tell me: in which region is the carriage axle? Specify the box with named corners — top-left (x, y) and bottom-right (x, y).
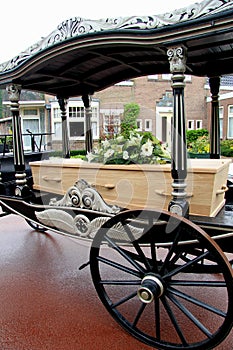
top-left (137, 275), bottom-right (164, 303)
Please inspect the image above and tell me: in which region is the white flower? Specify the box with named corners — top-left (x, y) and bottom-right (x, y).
top-left (86, 152), bottom-right (96, 162)
top-left (101, 139), bottom-right (110, 149)
top-left (93, 147), bottom-right (99, 154)
top-left (113, 144), bottom-right (123, 153)
top-left (104, 149), bottom-right (114, 159)
top-left (116, 135), bottom-right (125, 143)
top-left (126, 132), bottom-right (142, 147)
top-left (141, 139), bottom-right (153, 157)
top-left (123, 151), bottom-right (129, 160)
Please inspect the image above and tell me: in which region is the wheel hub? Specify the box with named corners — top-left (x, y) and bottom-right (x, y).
top-left (137, 275), bottom-right (164, 303)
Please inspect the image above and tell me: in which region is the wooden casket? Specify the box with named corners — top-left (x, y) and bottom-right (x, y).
top-left (30, 158), bottom-right (231, 217)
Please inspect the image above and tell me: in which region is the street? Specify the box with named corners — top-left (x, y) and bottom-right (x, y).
top-left (0, 213), bottom-right (232, 349)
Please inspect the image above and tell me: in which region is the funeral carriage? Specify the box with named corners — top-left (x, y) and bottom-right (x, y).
top-left (0, 1), bottom-right (233, 349)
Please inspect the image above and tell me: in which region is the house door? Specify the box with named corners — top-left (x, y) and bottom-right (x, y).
top-left (22, 118), bottom-right (40, 151)
top-left (162, 116), bottom-right (167, 143)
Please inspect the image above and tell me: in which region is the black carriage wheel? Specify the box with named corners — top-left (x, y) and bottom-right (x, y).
top-left (90, 209), bottom-right (233, 350)
top-left (26, 219), bottom-right (47, 232)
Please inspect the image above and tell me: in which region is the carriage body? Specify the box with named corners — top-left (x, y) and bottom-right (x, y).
top-left (0, 1), bottom-right (233, 349)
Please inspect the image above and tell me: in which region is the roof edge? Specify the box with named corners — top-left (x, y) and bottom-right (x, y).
top-left (0, 0), bottom-right (233, 74)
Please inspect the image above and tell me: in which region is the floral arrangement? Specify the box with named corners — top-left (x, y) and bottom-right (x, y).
top-left (86, 132), bottom-right (171, 165)
top-left (187, 135), bottom-right (210, 154)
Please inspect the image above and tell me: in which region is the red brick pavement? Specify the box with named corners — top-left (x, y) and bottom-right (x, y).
top-left (0, 213), bottom-right (232, 350)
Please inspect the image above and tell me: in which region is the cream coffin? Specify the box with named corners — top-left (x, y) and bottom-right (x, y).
top-left (30, 158), bottom-right (231, 217)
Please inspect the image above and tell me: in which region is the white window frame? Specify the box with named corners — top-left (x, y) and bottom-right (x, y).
top-left (184, 75), bottom-right (192, 82)
top-left (51, 100), bottom-right (99, 141)
top-left (102, 110), bottom-right (121, 136)
top-left (21, 109), bottom-right (41, 150)
top-left (161, 74), bottom-right (191, 81)
top-left (219, 106), bottom-right (223, 139)
top-left (162, 74), bottom-right (172, 81)
top-left (196, 120), bottom-right (202, 129)
top-left (115, 80), bottom-right (134, 86)
top-left (148, 75), bottom-right (158, 80)
top-left (137, 119), bottom-right (142, 131)
top-left (51, 105), bottom-right (62, 140)
top-left (145, 119), bottom-right (152, 131)
top-left (227, 105), bottom-right (233, 139)
top-left (187, 120), bottom-right (195, 130)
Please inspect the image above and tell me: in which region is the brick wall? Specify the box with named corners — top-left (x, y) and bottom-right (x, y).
top-left (95, 75), bottom-right (207, 135)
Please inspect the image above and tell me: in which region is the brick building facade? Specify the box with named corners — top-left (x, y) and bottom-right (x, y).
top-left (95, 74), bottom-right (207, 148)
top-left (2, 74), bottom-right (232, 151)
top-left (206, 76), bottom-right (233, 140)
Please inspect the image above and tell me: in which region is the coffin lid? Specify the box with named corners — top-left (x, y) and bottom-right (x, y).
top-left (0, 0), bottom-right (233, 97)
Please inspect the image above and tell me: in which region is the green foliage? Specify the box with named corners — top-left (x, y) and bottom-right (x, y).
top-left (50, 149), bottom-right (86, 158)
top-left (70, 149), bottom-right (86, 156)
top-left (220, 139), bottom-right (233, 157)
top-left (139, 131), bottom-right (161, 145)
top-left (186, 129), bottom-right (209, 144)
top-left (186, 129), bottom-right (210, 154)
top-left (187, 135), bottom-right (210, 154)
top-left (71, 155), bottom-right (86, 160)
top-left (121, 103), bottom-right (140, 139)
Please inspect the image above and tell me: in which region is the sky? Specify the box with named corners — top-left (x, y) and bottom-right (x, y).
top-left (0, 0), bottom-right (197, 63)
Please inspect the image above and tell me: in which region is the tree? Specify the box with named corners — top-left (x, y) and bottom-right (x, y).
top-left (121, 102), bottom-right (140, 138)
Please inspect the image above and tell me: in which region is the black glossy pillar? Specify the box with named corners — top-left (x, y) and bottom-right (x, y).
top-left (209, 76), bottom-right (221, 159)
top-left (82, 94), bottom-right (93, 153)
top-left (7, 84), bottom-right (27, 196)
top-left (167, 47), bottom-right (189, 217)
top-left (58, 97), bottom-right (70, 158)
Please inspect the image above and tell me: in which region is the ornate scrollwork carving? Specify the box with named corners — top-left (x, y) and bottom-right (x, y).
top-left (35, 208), bottom-right (144, 239)
top-left (6, 84), bottom-right (21, 102)
top-left (0, 0), bottom-right (232, 73)
top-left (57, 97), bottom-right (68, 112)
top-left (167, 47), bottom-right (186, 74)
top-left (49, 179), bottom-right (121, 214)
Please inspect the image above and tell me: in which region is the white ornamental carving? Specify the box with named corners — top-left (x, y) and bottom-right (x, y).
top-left (0, 0), bottom-right (232, 73)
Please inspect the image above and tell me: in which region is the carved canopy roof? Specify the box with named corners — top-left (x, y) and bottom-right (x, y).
top-left (0, 0), bottom-right (233, 97)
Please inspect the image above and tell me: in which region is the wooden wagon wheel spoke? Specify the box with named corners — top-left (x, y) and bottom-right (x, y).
top-left (167, 286), bottom-right (226, 317)
top-left (90, 209), bottom-right (233, 350)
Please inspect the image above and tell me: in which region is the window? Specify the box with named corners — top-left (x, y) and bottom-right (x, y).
top-left (187, 120), bottom-right (194, 130)
top-left (162, 74), bottom-right (172, 81)
top-left (184, 75), bottom-right (192, 82)
top-left (68, 105), bottom-right (98, 139)
top-left (137, 119), bottom-right (142, 131)
top-left (161, 74), bottom-right (191, 81)
top-left (51, 100), bottom-right (99, 140)
top-left (53, 108), bottom-right (61, 119)
top-left (92, 107), bottom-right (98, 119)
top-left (102, 109), bottom-right (122, 136)
top-left (91, 121), bottom-right (98, 139)
top-left (219, 107), bottom-right (223, 139)
top-left (228, 106), bottom-right (233, 138)
top-left (52, 107), bottom-right (62, 139)
top-left (23, 109), bottom-right (38, 116)
top-left (54, 122), bottom-right (62, 138)
top-left (22, 118), bottom-right (40, 150)
top-left (69, 106), bottom-right (85, 118)
top-left (115, 80), bottom-right (134, 86)
top-left (196, 120), bottom-right (202, 129)
top-left (145, 119), bottom-right (152, 131)
top-left (148, 75), bottom-right (158, 81)
top-left (70, 121), bottom-right (84, 137)
top-left (103, 114), bottom-right (121, 136)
